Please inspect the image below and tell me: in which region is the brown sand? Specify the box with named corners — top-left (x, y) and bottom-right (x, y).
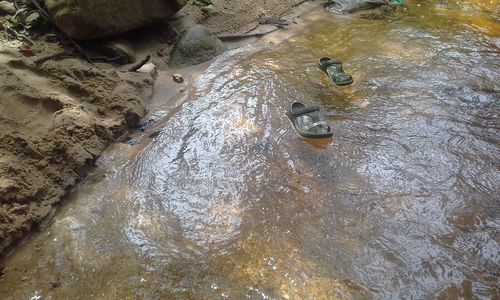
top-left (0, 39), bottom-right (155, 255)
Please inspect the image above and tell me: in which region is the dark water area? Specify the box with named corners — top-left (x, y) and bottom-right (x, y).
top-left (1, 1), bottom-right (499, 299)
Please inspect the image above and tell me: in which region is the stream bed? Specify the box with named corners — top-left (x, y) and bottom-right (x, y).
top-left (1, 1), bottom-right (499, 299)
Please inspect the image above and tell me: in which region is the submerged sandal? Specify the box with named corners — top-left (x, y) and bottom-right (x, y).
top-left (289, 101), bottom-right (333, 138)
top-left (318, 57), bottom-right (354, 86)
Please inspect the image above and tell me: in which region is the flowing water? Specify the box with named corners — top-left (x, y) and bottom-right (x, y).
top-left (1, 1), bottom-right (499, 299)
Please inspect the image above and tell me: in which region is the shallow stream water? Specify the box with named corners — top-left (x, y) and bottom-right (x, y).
top-left (1, 1), bottom-right (499, 299)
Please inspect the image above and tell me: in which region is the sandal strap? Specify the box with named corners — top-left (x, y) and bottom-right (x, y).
top-left (320, 59), bottom-right (343, 69)
top-left (327, 66), bottom-right (348, 77)
top-left (292, 105), bottom-right (321, 116)
top-left (332, 72), bottom-right (351, 79)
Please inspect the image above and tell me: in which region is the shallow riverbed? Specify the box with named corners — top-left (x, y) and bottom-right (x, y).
top-left (1, 1), bottom-right (499, 299)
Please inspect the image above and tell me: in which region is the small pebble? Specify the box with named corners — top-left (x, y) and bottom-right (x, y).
top-left (172, 73), bottom-right (184, 83)
top-left (19, 47), bottom-right (37, 58)
top-left (137, 63), bottom-right (157, 76)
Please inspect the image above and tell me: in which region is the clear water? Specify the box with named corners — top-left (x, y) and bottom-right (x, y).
top-left (1, 1), bottom-right (499, 299)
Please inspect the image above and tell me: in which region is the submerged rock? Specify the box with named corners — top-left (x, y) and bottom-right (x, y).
top-left (44, 0), bottom-right (188, 40)
top-left (169, 25), bottom-right (226, 68)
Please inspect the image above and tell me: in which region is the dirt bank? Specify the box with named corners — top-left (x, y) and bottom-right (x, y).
top-left (0, 0), bottom-right (313, 257)
top-left (0, 38), bottom-right (155, 255)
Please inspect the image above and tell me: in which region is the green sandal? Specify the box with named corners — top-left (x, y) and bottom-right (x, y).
top-left (318, 57), bottom-right (354, 86)
top-left (289, 102), bottom-right (333, 138)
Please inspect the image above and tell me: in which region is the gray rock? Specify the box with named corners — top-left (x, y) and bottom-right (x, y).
top-left (169, 25), bottom-right (226, 68)
top-left (44, 0), bottom-right (188, 40)
top-left (0, 1), bottom-right (15, 15)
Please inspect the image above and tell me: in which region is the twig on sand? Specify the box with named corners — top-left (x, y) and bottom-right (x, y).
top-left (92, 55), bottom-right (125, 63)
top-left (68, 39), bottom-right (92, 62)
top-left (34, 52), bottom-right (77, 64)
top-left (128, 55), bottom-right (151, 72)
top-left (35, 52), bottom-right (124, 65)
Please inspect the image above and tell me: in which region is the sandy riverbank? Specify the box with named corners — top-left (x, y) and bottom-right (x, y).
top-left (0, 0), bottom-right (315, 258)
top-left (0, 39), bottom-right (155, 255)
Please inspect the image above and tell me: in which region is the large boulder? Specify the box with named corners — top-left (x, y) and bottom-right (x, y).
top-left (44, 0), bottom-right (188, 40)
top-left (169, 25), bottom-right (226, 68)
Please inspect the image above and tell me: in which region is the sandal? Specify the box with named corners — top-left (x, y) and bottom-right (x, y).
top-left (318, 57), bottom-right (354, 86)
top-left (289, 101), bottom-right (333, 138)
